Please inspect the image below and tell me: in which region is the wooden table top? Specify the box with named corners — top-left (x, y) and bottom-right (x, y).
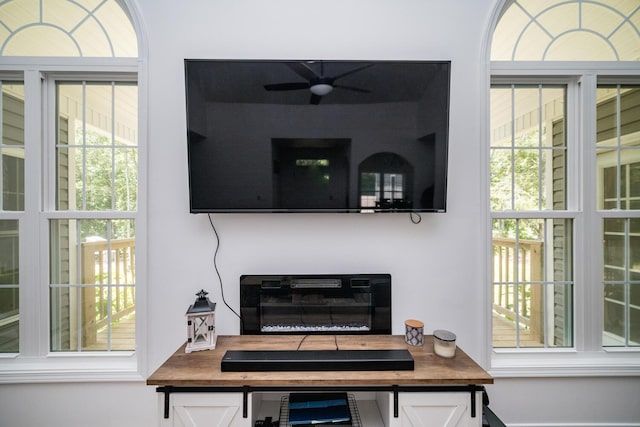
top-left (147, 335), bottom-right (493, 387)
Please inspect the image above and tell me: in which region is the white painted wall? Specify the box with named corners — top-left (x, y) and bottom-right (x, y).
top-left (0, 0), bottom-right (638, 426)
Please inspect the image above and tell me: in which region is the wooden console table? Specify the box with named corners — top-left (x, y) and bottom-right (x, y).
top-left (147, 335), bottom-right (493, 426)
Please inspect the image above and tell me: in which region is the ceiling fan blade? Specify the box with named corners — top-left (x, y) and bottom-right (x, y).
top-left (286, 62), bottom-right (319, 81)
top-left (332, 63), bottom-right (374, 81)
top-left (333, 84), bottom-right (371, 93)
top-left (264, 82), bottom-right (310, 91)
top-left (310, 94), bottom-right (322, 105)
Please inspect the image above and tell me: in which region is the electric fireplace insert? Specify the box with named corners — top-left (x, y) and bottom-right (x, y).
top-left (239, 274), bottom-right (391, 335)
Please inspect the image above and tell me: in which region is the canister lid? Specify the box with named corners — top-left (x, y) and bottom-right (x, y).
top-left (433, 330), bottom-right (456, 341)
top-left (405, 319), bottom-right (424, 328)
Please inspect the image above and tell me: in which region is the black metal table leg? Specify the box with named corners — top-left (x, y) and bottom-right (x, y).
top-left (471, 387), bottom-right (476, 418)
top-left (162, 386), bottom-right (172, 419)
top-left (243, 386), bottom-right (249, 418)
top-left (393, 386), bottom-right (399, 417)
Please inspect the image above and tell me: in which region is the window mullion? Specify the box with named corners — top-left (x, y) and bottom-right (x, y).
top-left (624, 220), bottom-right (631, 347)
top-left (538, 84), bottom-right (543, 210)
top-left (110, 82), bottom-right (116, 211)
top-left (18, 70), bottom-right (44, 357)
top-left (578, 73), bottom-right (602, 352)
top-left (514, 219), bottom-right (521, 347)
top-left (81, 81), bottom-right (87, 211)
top-left (75, 220), bottom-right (83, 351)
top-left (43, 75), bottom-right (56, 213)
top-left (542, 218), bottom-right (549, 348)
top-left (106, 220), bottom-right (112, 351)
top-left (616, 85), bottom-right (622, 210)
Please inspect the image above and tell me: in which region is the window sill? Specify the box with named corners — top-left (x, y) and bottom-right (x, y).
top-left (0, 352), bottom-right (142, 384)
top-left (490, 349), bottom-right (640, 377)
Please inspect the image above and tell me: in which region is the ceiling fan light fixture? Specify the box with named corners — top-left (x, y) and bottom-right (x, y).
top-left (309, 83), bottom-right (333, 96)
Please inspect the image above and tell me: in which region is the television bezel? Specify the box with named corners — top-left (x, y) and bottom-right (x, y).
top-left (184, 59), bottom-right (451, 214)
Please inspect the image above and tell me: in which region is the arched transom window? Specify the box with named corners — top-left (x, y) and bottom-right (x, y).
top-left (492, 0), bottom-right (640, 61)
top-left (0, 0), bottom-right (137, 57)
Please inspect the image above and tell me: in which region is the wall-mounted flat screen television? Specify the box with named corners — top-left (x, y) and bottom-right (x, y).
top-left (185, 59), bottom-right (450, 213)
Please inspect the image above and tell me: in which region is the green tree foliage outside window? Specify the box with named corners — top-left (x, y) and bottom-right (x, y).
top-left (75, 127), bottom-right (137, 240)
top-left (491, 129), bottom-right (545, 241)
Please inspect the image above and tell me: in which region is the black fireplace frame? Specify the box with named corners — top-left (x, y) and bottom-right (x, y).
top-left (239, 274), bottom-right (392, 335)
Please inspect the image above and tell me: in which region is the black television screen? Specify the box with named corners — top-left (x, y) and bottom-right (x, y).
top-left (185, 59), bottom-right (450, 213)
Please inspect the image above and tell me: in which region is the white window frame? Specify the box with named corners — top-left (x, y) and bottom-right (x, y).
top-left (485, 62), bottom-right (640, 377)
top-left (0, 58), bottom-right (147, 383)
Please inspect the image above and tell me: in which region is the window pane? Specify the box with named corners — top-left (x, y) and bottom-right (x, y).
top-left (493, 283), bottom-right (517, 348)
top-left (2, 82), bottom-right (24, 211)
top-left (513, 149), bottom-right (542, 210)
top-left (56, 82), bottom-right (138, 211)
top-left (490, 86), bottom-right (513, 148)
top-left (383, 173), bottom-right (404, 201)
top-left (358, 153), bottom-right (412, 210)
top-left (490, 84), bottom-right (566, 211)
top-left (596, 86), bottom-right (640, 210)
top-left (596, 86), bottom-right (640, 144)
top-left (0, 220), bottom-right (19, 353)
top-left (114, 147), bottom-right (138, 211)
top-left (603, 282), bottom-right (640, 347)
top-left (599, 85), bottom-right (640, 346)
top-left (50, 219), bottom-right (135, 351)
top-left (604, 283), bottom-right (625, 343)
top-left (490, 149), bottom-right (513, 211)
top-left (603, 224), bottom-right (625, 282)
top-left (492, 218), bottom-right (573, 348)
top-left (603, 218), bottom-right (640, 347)
top-left (359, 172), bottom-right (378, 208)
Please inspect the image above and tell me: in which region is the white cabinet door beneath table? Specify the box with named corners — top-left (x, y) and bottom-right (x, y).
top-left (397, 392), bottom-right (482, 427)
top-left (160, 393), bottom-right (248, 427)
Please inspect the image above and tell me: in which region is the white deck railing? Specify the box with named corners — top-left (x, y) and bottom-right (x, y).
top-left (492, 237), bottom-right (543, 344)
top-left (81, 238), bottom-right (135, 345)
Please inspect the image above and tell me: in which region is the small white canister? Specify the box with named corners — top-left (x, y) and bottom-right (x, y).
top-left (433, 330), bottom-right (457, 358)
top-left (405, 319), bottom-right (425, 346)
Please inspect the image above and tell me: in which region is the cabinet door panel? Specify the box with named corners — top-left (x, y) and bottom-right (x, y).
top-left (160, 393), bottom-right (247, 427)
top-left (399, 392), bottom-right (480, 427)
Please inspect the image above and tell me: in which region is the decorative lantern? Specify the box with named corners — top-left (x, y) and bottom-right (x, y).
top-left (185, 289), bottom-right (217, 353)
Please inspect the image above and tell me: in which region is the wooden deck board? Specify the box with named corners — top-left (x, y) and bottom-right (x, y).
top-left (85, 313), bottom-right (135, 351)
top-left (492, 313), bottom-right (543, 348)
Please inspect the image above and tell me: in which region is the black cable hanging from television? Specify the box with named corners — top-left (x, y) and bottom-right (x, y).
top-left (207, 214), bottom-right (243, 326)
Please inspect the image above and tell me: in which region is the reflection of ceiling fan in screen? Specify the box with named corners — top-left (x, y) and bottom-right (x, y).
top-left (264, 62), bottom-right (372, 104)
